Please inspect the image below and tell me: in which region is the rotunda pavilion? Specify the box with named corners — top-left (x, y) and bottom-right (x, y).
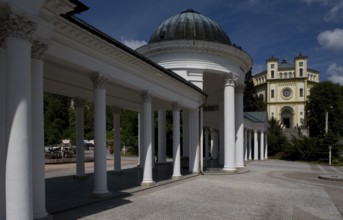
top-left (137, 9), bottom-right (253, 170)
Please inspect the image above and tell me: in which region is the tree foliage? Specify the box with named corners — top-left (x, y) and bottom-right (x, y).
top-left (44, 93), bottom-right (71, 145)
top-left (306, 81), bottom-right (343, 137)
top-left (243, 69), bottom-right (257, 112)
top-left (267, 117), bottom-right (289, 155)
top-left (256, 94), bottom-right (267, 111)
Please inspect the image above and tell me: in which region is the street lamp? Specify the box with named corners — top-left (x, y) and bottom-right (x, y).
top-left (325, 106), bottom-right (333, 134)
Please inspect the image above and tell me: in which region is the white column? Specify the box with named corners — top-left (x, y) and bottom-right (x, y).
top-left (138, 112), bottom-right (144, 168)
top-left (254, 130), bottom-right (258, 160)
top-left (244, 129), bottom-right (248, 161)
top-left (5, 13), bottom-right (35, 220)
top-left (113, 106), bottom-right (121, 172)
top-left (182, 109), bottom-right (189, 157)
top-left (219, 100), bottom-right (224, 165)
top-left (141, 92), bottom-right (154, 186)
top-left (223, 75), bottom-right (236, 171)
top-left (210, 129), bottom-right (214, 159)
top-left (212, 129), bottom-right (219, 159)
top-left (31, 41), bottom-right (50, 219)
top-left (157, 110), bottom-right (166, 163)
top-left (264, 132), bottom-right (268, 159)
top-left (0, 43), bottom-right (6, 220)
top-left (189, 108), bottom-right (200, 173)
top-left (172, 103), bottom-right (182, 179)
top-left (74, 98), bottom-right (86, 178)
top-left (199, 108), bottom-right (204, 173)
top-left (260, 131), bottom-right (265, 160)
top-left (90, 75), bottom-right (111, 197)
top-left (235, 87), bottom-right (244, 168)
top-left (248, 130), bottom-right (252, 160)
top-left (204, 128), bottom-right (210, 160)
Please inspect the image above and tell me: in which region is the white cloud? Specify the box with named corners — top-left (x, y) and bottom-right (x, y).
top-left (122, 39), bottom-right (147, 50)
top-left (324, 1), bottom-right (343, 22)
top-left (327, 63), bottom-right (343, 85)
top-left (317, 28), bottom-right (343, 50)
top-left (301, 0), bottom-right (343, 22)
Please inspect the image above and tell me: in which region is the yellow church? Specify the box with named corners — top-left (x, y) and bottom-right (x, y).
top-left (253, 54), bottom-right (319, 130)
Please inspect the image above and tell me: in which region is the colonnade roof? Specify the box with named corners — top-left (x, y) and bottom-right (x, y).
top-left (244, 112), bottom-right (268, 123)
top-left (63, 5), bottom-right (207, 97)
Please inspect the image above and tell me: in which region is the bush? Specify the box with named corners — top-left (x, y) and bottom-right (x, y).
top-left (283, 133), bottom-right (340, 162)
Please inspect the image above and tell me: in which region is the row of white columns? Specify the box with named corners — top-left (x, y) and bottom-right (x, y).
top-left (244, 129), bottom-right (268, 161)
top-left (0, 10), bottom-right (201, 220)
top-left (0, 10), bottom-right (52, 219)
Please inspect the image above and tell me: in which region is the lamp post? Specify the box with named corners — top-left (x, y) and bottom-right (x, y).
top-left (328, 145), bottom-right (332, 166)
top-left (325, 111), bottom-right (329, 134)
top-left (325, 106), bottom-right (333, 134)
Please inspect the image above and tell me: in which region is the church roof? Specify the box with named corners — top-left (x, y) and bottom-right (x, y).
top-left (278, 59), bottom-right (294, 70)
top-left (149, 9), bottom-right (232, 45)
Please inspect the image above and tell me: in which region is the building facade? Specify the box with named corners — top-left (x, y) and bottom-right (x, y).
top-left (253, 55), bottom-right (319, 129)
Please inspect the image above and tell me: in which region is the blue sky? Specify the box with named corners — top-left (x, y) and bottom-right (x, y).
top-left (78, 0), bottom-right (343, 84)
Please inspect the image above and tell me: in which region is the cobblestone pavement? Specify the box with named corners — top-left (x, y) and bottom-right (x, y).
top-left (53, 160), bottom-right (343, 220)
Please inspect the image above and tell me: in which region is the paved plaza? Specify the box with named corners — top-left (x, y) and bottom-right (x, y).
top-left (48, 159), bottom-right (343, 220)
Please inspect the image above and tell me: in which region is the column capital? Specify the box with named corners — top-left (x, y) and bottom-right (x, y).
top-left (90, 75), bottom-right (108, 89)
top-left (141, 91), bottom-right (152, 103)
top-left (73, 97), bottom-right (86, 108)
top-left (32, 40), bottom-right (48, 59)
top-left (0, 8), bottom-right (36, 42)
top-left (223, 73), bottom-right (238, 87)
top-left (172, 102), bottom-right (181, 111)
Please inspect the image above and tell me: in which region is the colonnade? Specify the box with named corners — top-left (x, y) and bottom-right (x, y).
top-left (243, 129), bottom-right (268, 161)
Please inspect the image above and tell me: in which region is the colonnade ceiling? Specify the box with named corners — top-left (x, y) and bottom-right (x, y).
top-left (43, 56), bottom-right (192, 112)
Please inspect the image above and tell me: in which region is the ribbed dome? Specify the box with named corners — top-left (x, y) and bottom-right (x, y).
top-left (149, 9), bottom-right (232, 45)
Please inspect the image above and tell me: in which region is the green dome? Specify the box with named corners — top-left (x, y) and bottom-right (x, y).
top-left (149, 9), bottom-right (232, 45)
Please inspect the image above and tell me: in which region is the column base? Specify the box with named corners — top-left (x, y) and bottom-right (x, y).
top-left (235, 163), bottom-right (245, 168)
top-left (73, 175), bottom-right (88, 180)
top-left (90, 191), bottom-right (112, 199)
top-left (141, 180), bottom-right (155, 187)
top-left (222, 167), bottom-right (236, 172)
top-left (172, 175), bottom-right (183, 180)
top-left (34, 214), bottom-right (53, 220)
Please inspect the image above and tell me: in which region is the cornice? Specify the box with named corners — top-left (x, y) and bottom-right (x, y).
top-left (53, 17), bottom-right (178, 81)
top-left (52, 17), bottom-right (206, 101)
top-left (137, 40), bottom-right (253, 73)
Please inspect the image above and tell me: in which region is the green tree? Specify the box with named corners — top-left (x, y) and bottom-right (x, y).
top-left (44, 93), bottom-right (71, 145)
top-left (256, 94), bottom-right (266, 111)
top-left (243, 69), bottom-right (257, 111)
top-left (306, 81), bottom-right (343, 137)
top-left (267, 117), bottom-right (288, 156)
top-left (120, 110), bottom-right (138, 153)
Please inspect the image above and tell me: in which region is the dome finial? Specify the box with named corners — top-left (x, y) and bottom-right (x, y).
top-left (182, 9), bottom-right (199, 14)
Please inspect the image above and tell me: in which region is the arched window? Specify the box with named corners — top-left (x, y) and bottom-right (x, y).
top-left (299, 68), bottom-right (303, 77)
top-left (299, 88), bottom-right (304, 97)
top-left (271, 89), bottom-right (274, 98)
top-left (271, 70), bottom-right (274, 78)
